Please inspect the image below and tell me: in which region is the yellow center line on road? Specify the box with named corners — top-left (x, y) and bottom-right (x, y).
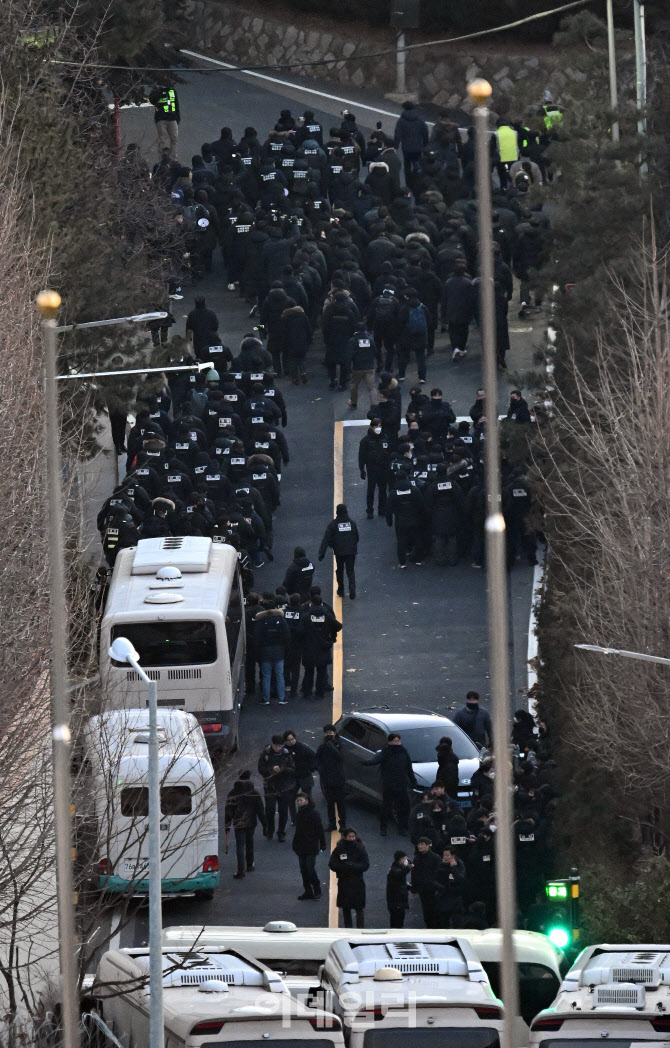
top-left (328, 420), bottom-right (344, 929)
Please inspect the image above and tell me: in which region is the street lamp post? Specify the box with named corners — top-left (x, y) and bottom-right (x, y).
top-left (36, 291), bottom-right (80, 1048)
top-left (606, 0), bottom-right (620, 143)
top-left (575, 643), bottom-right (670, 667)
top-left (108, 638), bottom-right (163, 1048)
top-left (467, 79), bottom-right (519, 1048)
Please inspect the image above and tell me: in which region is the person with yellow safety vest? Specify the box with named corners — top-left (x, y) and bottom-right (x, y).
top-left (148, 85), bottom-right (181, 161)
top-left (495, 119), bottom-right (519, 189)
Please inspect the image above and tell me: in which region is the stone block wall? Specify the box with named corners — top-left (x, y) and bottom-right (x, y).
top-left (183, 0), bottom-right (620, 111)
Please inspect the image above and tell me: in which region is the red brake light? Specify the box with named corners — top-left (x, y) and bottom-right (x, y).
top-left (191, 1020), bottom-right (225, 1034)
top-left (475, 1006), bottom-right (504, 1020)
top-left (99, 857), bottom-right (111, 874)
top-left (202, 723), bottom-right (222, 734)
top-left (203, 855), bottom-right (219, 873)
top-left (532, 1018), bottom-right (564, 1031)
top-left (308, 1016), bottom-right (341, 1031)
top-left (651, 1019), bottom-right (670, 1031)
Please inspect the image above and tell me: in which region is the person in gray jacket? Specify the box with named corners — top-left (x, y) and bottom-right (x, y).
top-left (393, 101), bottom-right (429, 184)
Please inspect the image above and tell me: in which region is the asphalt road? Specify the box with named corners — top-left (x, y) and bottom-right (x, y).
top-left (117, 63), bottom-right (541, 945)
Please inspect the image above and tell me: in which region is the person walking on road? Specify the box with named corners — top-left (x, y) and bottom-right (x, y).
top-left (347, 323), bottom-right (378, 410)
top-left (257, 734), bottom-right (296, 842)
top-left (149, 85), bottom-right (180, 160)
top-left (292, 792), bottom-right (326, 900)
top-left (453, 691), bottom-right (493, 749)
top-left (224, 771), bottom-right (267, 879)
top-left (411, 837), bottom-right (442, 927)
top-left (359, 420), bottom-right (392, 519)
top-left (329, 827), bottom-right (370, 928)
top-left (393, 100), bottom-right (429, 184)
top-left (283, 729), bottom-right (317, 819)
top-left (387, 850), bottom-right (412, 928)
top-left (319, 503), bottom-right (359, 599)
top-left (316, 724), bottom-right (347, 831)
top-left (364, 731), bottom-right (417, 836)
top-left (282, 546), bottom-right (315, 600)
top-left (299, 595), bottom-right (341, 698)
top-left (254, 597), bottom-right (290, 705)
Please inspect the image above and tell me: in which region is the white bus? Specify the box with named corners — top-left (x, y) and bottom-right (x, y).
top-left (161, 924), bottom-right (563, 1033)
top-left (99, 537), bottom-right (245, 752)
top-left (529, 944), bottom-right (670, 1047)
top-left (81, 708), bottom-right (219, 899)
top-left (94, 947), bottom-right (345, 1048)
top-left (320, 936), bottom-right (505, 1048)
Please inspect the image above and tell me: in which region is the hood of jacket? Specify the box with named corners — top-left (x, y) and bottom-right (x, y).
top-left (281, 305), bottom-right (305, 318)
top-left (256, 608), bottom-right (285, 620)
top-left (400, 108), bottom-right (423, 125)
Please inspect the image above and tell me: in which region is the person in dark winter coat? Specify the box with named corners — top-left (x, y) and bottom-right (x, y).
top-left (442, 264), bottom-right (475, 361)
top-left (432, 847), bottom-right (467, 928)
top-left (329, 828), bottom-right (370, 927)
top-left (282, 546), bottom-right (315, 600)
top-left (283, 729), bottom-right (317, 809)
top-left (396, 288), bottom-right (432, 383)
top-left (393, 101), bottom-right (429, 183)
top-left (224, 771), bottom-right (267, 879)
top-left (411, 837), bottom-right (442, 927)
top-left (387, 850), bottom-right (412, 927)
top-left (322, 292), bottom-right (358, 390)
top-left (279, 300), bottom-right (312, 384)
top-left (364, 732), bottom-right (417, 835)
top-left (254, 600), bottom-right (290, 705)
top-left (316, 724), bottom-right (347, 830)
top-left (257, 735), bottom-right (296, 841)
top-left (359, 421), bottom-right (392, 519)
top-left (453, 691), bottom-right (493, 749)
top-left (292, 793), bottom-right (327, 899)
top-left (260, 285), bottom-right (290, 375)
top-left (299, 596), bottom-right (342, 698)
top-left (318, 503), bottom-right (359, 599)
top-left (185, 296), bottom-right (219, 359)
top-left (435, 736), bottom-right (460, 799)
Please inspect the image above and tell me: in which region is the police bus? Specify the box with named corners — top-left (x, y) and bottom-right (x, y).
top-left (529, 944), bottom-right (670, 1047)
top-left (99, 537), bottom-right (245, 752)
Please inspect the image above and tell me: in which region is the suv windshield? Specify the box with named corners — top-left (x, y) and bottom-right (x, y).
top-left (111, 621), bottom-right (217, 667)
top-left (399, 725), bottom-right (479, 762)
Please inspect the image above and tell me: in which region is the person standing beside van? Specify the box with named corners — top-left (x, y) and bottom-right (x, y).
top-left (224, 770), bottom-right (267, 880)
top-left (258, 735), bottom-right (296, 842)
top-left (254, 597), bottom-right (290, 706)
top-left (329, 827), bottom-right (369, 928)
top-left (292, 792), bottom-right (326, 900)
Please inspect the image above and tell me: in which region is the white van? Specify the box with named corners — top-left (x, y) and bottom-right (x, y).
top-left (99, 536), bottom-right (245, 752)
top-left (82, 708), bottom-right (219, 898)
top-left (94, 948), bottom-right (345, 1048)
top-left (320, 937), bottom-right (504, 1048)
top-left (529, 944), bottom-right (670, 1047)
top-left (162, 925), bottom-right (562, 1031)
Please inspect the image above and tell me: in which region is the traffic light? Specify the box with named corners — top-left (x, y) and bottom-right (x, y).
top-left (544, 870), bottom-right (580, 949)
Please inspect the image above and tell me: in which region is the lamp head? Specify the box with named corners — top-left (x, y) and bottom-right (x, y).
top-left (37, 290), bottom-right (62, 318)
top-left (108, 637), bottom-right (140, 664)
top-left (467, 79), bottom-right (493, 107)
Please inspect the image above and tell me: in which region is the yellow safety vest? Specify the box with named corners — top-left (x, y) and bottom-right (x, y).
top-left (542, 105), bottom-right (564, 131)
top-left (496, 125), bottom-right (519, 164)
top-left (158, 89), bottom-right (177, 116)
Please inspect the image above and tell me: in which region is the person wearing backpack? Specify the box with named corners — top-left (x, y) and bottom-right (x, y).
top-left (254, 597), bottom-right (291, 705)
top-left (366, 286), bottom-right (398, 371)
top-left (396, 288), bottom-right (432, 384)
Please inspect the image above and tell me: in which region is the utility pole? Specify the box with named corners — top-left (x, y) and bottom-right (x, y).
top-left (606, 0), bottom-right (620, 143)
top-left (467, 78), bottom-right (519, 1048)
top-left (37, 290), bottom-right (80, 1048)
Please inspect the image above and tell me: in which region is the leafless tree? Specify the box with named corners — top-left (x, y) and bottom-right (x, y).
top-left (534, 235), bottom-right (670, 844)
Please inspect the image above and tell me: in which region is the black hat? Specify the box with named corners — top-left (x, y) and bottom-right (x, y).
top-left (394, 849), bottom-right (408, 861)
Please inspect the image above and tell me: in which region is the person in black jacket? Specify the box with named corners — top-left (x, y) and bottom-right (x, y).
top-left (279, 300), bottom-right (312, 384)
top-left (299, 596), bottom-right (342, 698)
top-left (435, 737), bottom-right (460, 799)
top-left (319, 503), bottom-right (359, 600)
top-left (364, 732), bottom-right (417, 836)
top-left (387, 850), bottom-right (412, 927)
top-left (224, 771), bottom-right (267, 879)
top-left (254, 600), bottom-right (290, 705)
top-left (411, 837), bottom-right (442, 927)
top-left (283, 593), bottom-right (304, 697)
top-left (442, 264), bottom-right (475, 361)
top-left (257, 735), bottom-right (296, 841)
top-left (293, 793), bottom-right (327, 899)
top-left (386, 482), bottom-right (427, 568)
top-left (432, 847), bottom-right (467, 928)
top-left (347, 324), bottom-right (378, 410)
top-left (453, 691), bottom-right (493, 748)
top-left (283, 729), bottom-right (317, 820)
top-left (282, 546), bottom-right (315, 599)
top-left (329, 828), bottom-right (370, 927)
top-left (359, 421), bottom-right (392, 519)
top-left (316, 724), bottom-right (347, 831)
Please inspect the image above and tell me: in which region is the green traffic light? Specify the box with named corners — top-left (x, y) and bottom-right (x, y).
top-left (548, 926), bottom-right (570, 949)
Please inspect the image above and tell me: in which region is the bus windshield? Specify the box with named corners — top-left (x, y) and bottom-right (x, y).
top-left (111, 621), bottom-right (217, 667)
